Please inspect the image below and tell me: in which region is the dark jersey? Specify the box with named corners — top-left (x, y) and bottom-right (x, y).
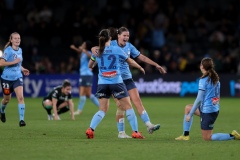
top-left (44, 86), bottom-right (72, 104)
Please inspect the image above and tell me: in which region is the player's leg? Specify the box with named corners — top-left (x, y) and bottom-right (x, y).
top-left (175, 104), bottom-right (200, 140)
top-left (14, 84), bottom-right (26, 127)
top-left (128, 88), bottom-right (160, 134)
top-left (201, 112), bottom-right (236, 141)
top-left (57, 101), bottom-right (70, 115)
top-left (114, 83), bottom-right (144, 139)
top-left (114, 97), bottom-right (131, 138)
top-left (86, 84), bottom-right (109, 139)
top-left (74, 86), bottom-right (86, 115)
top-left (86, 98), bottom-right (109, 139)
top-left (88, 90), bottom-right (99, 108)
top-left (42, 99), bottom-right (53, 120)
top-left (124, 78), bottom-right (159, 134)
top-left (0, 78), bottom-right (12, 123)
top-left (0, 94), bottom-right (11, 123)
top-left (118, 96), bottom-right (144, 139)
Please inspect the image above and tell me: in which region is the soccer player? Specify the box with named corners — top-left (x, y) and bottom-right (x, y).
top-left (175, 57), bottom-right (240, 141)
top-left (70, 41), bottom-right (99, 115)
top-left (86, 29), bottom-right (145, 139)
top-left (92, 27), bottom-right (167, 138)
top-left (0, 32), bottom-right (30, 127)
top-left (42, 79), bottom-right (75, 120)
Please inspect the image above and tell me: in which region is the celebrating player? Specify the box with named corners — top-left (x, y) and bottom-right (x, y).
top-left (86, 29), bottom-right (145, 139)
top-left (0, 32), bottom-right (29, 127)
top-left (175, 57), bottom-right (240, 141)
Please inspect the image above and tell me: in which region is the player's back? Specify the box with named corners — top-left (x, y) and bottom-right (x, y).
top-left (96, 45), bottom-right (128, 84)
top-left (201, 77), bottom-right (220, 113)
top-left (80, 51), bottom-right (93, 76)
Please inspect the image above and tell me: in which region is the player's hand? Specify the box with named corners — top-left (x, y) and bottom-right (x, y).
top-left (156, 65), bottom-right (167, 74)
top-left (22, 68), bottom-right (30, 76)
top-left (14, 58), bottom-right (21, 64)
top-left (139, 67), bottom-right (145, 75)
top-left (54, 115), bottom-right (60, 120)
top-left (91, 47), bottom-right (99, 56)
top-left (70, 44), bottom-right (75, 49)
top-left (185, 115), bottom-right (191, 122)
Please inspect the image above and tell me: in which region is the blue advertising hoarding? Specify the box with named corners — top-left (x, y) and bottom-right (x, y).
top-left (0, 74), bottom-right (239, 97)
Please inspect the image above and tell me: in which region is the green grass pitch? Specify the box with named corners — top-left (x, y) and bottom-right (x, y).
top-left (0, 97), bottom-right (239, 160)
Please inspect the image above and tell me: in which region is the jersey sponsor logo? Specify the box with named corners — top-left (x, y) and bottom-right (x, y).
top-left (102, 71), bottom-right (117, 77)
top-left (212, 97), bottom-right (219, 105)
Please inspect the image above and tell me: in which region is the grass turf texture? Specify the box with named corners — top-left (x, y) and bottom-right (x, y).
top-left (0, 97), bottom-right (239, 160)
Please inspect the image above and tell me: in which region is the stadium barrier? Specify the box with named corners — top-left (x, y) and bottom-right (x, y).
top-left (0, 74), bottom-right (239, 97)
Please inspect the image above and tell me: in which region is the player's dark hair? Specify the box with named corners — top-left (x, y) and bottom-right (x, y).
top-left (201, 57), bottom-right (219, 85)
top-left (4, 32), bottom-right (20, 50)
top-left (62, 79), bottom-right (71, 88)
top-left (108, 27), bottom-right (129, 41)
top-left (117, 27), bottom-right (129, 35)
top-left (98, 29), bottom-right (110, 56)
top-left (108, 27), bottom-right (118, 40)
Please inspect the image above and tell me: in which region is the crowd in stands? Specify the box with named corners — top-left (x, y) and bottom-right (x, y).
top-left (0, 0), bottom-right (239, 75)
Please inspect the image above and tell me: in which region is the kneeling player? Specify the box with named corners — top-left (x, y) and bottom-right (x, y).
top-left (42, 80), bottom-right (75, 120)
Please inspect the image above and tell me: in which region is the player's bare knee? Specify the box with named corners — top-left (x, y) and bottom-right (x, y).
top-left (185, 105), bottom-right (192, 113)
top-left (202, 135), bottom-right (211, 141)
top-left (17, 96), bottom-right (24, 103)
top-left (116, 108), bottom-right (125, 116)
top-left (2, 98), bottom-right (10, 104)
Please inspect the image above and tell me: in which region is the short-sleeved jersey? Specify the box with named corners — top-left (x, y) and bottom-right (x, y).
top-left (91, 45), bottom-right (128, 84)
top-left (44, 86), bottom-right (72, 103)
top-left (110, 40), bottom-right (140, 80)
top-left (80, 50), bottom-right (93, 76)
top-left (1, 46), bottom-right (23, 81)
top-left (199, 76), bottom-right (220, 113)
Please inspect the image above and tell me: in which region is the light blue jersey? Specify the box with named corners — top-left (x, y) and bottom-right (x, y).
top-left (1, 46), bottom-right (23, 81)
top-left (92, 45), bottom-right (128, 84)
top-left (110, 40), bottom-right (140, 80)
top-left (199, 77), bottom-right (220, 113)
top-left (80, 50), bottom-right (93, 76)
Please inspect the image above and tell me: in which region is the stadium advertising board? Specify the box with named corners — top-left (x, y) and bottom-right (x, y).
top-left (0, 74), bottom-right (239, 97)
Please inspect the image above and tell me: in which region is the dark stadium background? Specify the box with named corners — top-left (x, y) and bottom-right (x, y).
top-left (0, 0), bottom-right (239, 97)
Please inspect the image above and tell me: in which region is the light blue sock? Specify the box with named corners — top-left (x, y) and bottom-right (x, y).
top-left (18, 104), bottom-right (25, 121)
top-left (90, 110), bottom-right (105, 130)
top-left (211, 133), bottom-right (234, 141)
top-left (78, 96), bottom-right (86, 111)
top-left (140, 110), bottom-right (150, 124)
top-left (126, 108), bottom-right (138, 132)
top-left (1, 104), bottom-right (6, 113)
top-left (90, 94), bottom-right (99, 107)
top-left (183, 114), bottom-right (193, 133)
top-left (117, 118), bottom-right (124, 132)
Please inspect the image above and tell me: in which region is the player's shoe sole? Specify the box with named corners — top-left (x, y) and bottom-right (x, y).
top-left (147, 124), bottom-right (160, 134)
top-left (231, 130), bottom-right (240, 140)
top-left (118, 132), bottom-right (132, 138)
top-left (175, 135), bottom-right (190, 140)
